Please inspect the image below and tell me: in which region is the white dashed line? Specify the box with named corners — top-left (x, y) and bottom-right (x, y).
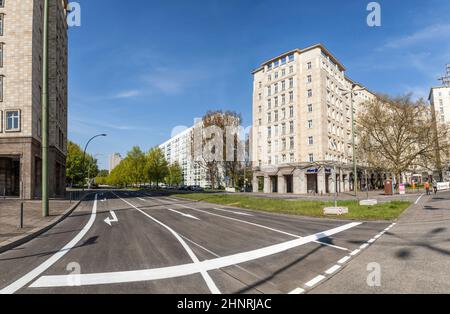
top-left (325, 265), bottom-right (341, 275)
top-left (289, 288), bottom-right (305, 294)
top-left (338, 256), bottom-right (351, 264)
top-left (305, 275), bottom-right (326, 288)
top-left (360, 243), bottom-right (369, 249)
top-left (350, 249), bottom-right (360, 256)
top-left (368, 238), bottom-right (376, 244)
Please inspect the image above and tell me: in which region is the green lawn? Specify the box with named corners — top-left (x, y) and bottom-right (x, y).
top-left (173, 193), bottom-right (411, 221)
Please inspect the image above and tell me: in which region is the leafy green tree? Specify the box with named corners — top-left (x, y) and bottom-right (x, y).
top-left (166, 162), bottom-right (183, 186)
top-left (66, 141), bottom-right (99, 186)
top-left (124, 146), bottom-right (147, 186)
top-left (146, 147), bottom-right (169, 187)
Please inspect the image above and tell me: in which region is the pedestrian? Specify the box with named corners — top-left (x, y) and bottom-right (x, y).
top-left (424, 181), bottom-right (430, 195)
top-left (433, 181), bottom-right (438, 195)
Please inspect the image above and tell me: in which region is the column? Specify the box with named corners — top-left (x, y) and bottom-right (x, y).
top-left (252, 174), bottom-right (259, 193)
top-left (278, 175), bottom-right (286, 194)
top-left (263, 176), bottom-right (271, 194)
top-left (317, 168), bottom-right (326, 195)
top-left (293, 169), bottom-right (305, 194)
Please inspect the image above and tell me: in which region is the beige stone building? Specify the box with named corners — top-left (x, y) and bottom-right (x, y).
top-left (251, 44), bottom-right (376, 195)
top-left (0, 0), bottom-right (68, 198)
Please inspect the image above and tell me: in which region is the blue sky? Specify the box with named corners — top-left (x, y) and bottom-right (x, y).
top-left (68, 0), bottom-right (450, 169)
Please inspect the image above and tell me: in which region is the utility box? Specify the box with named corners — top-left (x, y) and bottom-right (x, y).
top-left (384, 180), bottom-right (393, 195)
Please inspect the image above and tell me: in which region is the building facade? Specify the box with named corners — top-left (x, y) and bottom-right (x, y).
top-left (159, 125), bottom-right (211, 188)
top-left (108, 153), bottom-right (122, 173)
top-left (0, 0), bottom-right (68, 198)
top-left (251, 44), bottom-right (376, 195)
top-left (429, 86), bottom-right (450, 180)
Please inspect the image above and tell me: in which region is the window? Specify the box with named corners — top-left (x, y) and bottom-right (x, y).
top-left (274, 96), bottom-right (278, 107)
top-left (0, 14), bottom-right (3, 36)
top-left (275, 72), bottom-right (279, 79)
top-left (282, 69), bottom-right (286, 77)
top-left (308, 89), bottom-right (313, 98)
top-left (258, 93), bottom-right (262, 100)
top-left (289, 106), bottom-right (294, 118)
top-left (6, 110), bottom-right (20, 131)
top-left (258, 106), bottom-right (262, 113)
top-left (290, 137), bottom-right (294, 149)
top-left (289, 78), bottom-right (294, 89)
top-left (307, 75), bottom-right (312, 83)
top-left (282, 139), bottom-right (286, 151)
top-left (308, 104), bottom-right (313, 113)
top-left (268, 75), bottom-right (272, 82)
top-left (258, 119), bottom-right (262, 126)
top-left (0, 75), bottom-right (3, 102)
top-left (0, 1), bottom-right (4, 8)
top-left (274, 83), bottom-right (278, 94)
top-left (0, 43), bottom-right (3, 68)
top-left (274, 110), bottom-right (279, 122)
top-left (274, 60), bottom-right (279, 68)
top-left (282, 123), bottom-right (286, 135)
top-left (308, 136), bottom-right (314, 145)
top-left (289, 66), bottom-right (294, 74)
top-left (290, 153), bottom-right (295, 162)
top-left (290, 121), bottom-right (294, 134)
top-left (281, 94), bottom-right (286, 105)
top-left (281, 57), bottom-right (287, 65)
top-left (37, 118), bottom-right (42, 138)
top-left (267, 86), bottom-right (271, 96)
top-left (307, 120), bottom-right (313, 129)
top-left (267, 99), bottom-right (271, 109)
top-left (289, 91), bottom-right (294, 103)
top-left (281, 80), bottom-right (286, 91)
top-left (267, 127), bottom-right (272, 138)
top-left (309, 153), bottom-right (314, 163)
top-left (307, 62), bottom-right (312, 70)
top-left (288, 54), bottom-right (295, 63)
top-left (267, 112), bottom-right (272, 123)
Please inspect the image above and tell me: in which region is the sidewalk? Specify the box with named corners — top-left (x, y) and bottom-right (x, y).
top-left (311, 190), bottom-right (450, 293)
top-left (0, 200), bottom-right (76, 247)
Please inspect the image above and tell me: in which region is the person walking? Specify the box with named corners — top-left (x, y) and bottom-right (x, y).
top-left (433, 180), bottom-right (438, 195)
top-left (424, 181), bottom-right (431, 196)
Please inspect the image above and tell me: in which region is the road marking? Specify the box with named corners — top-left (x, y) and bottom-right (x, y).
top-left (152, 197), bottom-right (302, 238)
top-left (350, 249), bottom-right (360, 256)
top-left (289, 288), bottom-right (305, 294)
top-left (305, 275), bottom-right (326, 288)
top-left (109, 192), bottom-right (219, 294)
top-left (137, 197), bottom-right (146, 202)
top-left (104, 210), bottom-right (119, 226)
top-left (167, 208), bottom-right (199, 220)
top-left (360, 243), bottom-right (369, 249)
top-left (325, 265), bottom-right (341, 275)
top-left (30, 222), bottom-right (361, 288)
top-left (368, 238), bottom-right (376, 243)
top-left (212, 207), bottom-right (254, 217)
top-left (156, 197), bottom-right (352, 253)
top-left (0, 195), bottom-right (98, 295)
top-left (338, 256), bottom-right (351, 264)
top-left (415, 194), bottom-right (425, 205)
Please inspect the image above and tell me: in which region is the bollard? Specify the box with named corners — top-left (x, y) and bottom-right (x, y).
top-left (20, 202), bottom-right (24, 229)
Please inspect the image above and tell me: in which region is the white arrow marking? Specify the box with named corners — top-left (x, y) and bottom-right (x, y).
top-left (167, 209), bottom-right (199, 220)
top-left (104, 211), bottom-right (118, 226)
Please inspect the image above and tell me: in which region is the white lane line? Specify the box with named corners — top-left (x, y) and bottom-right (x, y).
top-left (338, 256), bottom-right (351, 264)
top-left (314, 241), bottom-right (349, 252)
top-left (0, 194), bottom-right (98, 295)
top-left (153, 197), bottom-right (302, 238)
top-left (137, 197), bottom-right (146, 202)
top-left (158, 197), bottom-right (351, 252)
top-left (30, 222), bottom-right (361, 288)
top-left (360, 243), bottom-right (369, 250)
top-left (212, 207), bottom-right (254, 217)
top-left (368, 238), bottom-right (376, 244)
top-left (305, 275), bottom-right (326, 288)
top-left (109, 192), bottom-right (219, 294)
top-left (325, 265), bottom-right (341, 275)
top-left (350, 249), bottom-right (360, 256)
top-left (289, 288), bottom-right (305, 294)
top-left (415, 194), bottom-right (425, 205)
top-left (167, 208), bottom-right (199, 220)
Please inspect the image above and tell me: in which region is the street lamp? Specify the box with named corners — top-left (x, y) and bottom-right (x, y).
top-left (81, 134), bottom-right (107, 191)
top-left (339, 84), bottom-right (366, 198)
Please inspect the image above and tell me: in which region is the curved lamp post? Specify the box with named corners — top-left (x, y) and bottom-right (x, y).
top-left (81, 134), bottom-right (107, 191)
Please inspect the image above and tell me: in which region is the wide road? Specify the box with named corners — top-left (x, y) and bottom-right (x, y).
top-left (0, 191), bottom-right (391, 294)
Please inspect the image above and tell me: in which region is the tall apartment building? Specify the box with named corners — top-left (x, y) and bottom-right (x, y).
top-left (429, 86), bottom-right (450, 124)
top-left (108, 153), bottom-right (122, 173)
top-left (159, 125), bottom-right (211, 188)
top-left (429, 85), bottom-right (450, 180)
top-left (0, 0), bottom-right (68, 198)
top-left (251, 44), bottom-right (375, 195)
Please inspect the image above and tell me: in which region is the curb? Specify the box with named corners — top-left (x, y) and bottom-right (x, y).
top-left (0, 194), bottom-right (91, 254)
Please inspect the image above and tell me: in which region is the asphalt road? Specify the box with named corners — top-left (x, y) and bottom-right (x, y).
top-left (0, 191), bottom-right (391, 294)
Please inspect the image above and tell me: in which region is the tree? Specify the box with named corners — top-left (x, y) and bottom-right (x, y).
top-left (66, 141), bottom-right (99, 186)
top-left (192, 110), bottom-right (242, 189)
top-left (357, 94), bottom-right (450, 186)
top-left (166, 162), bottom-right (183, 186)
top-left (124, 146), bottom-right (147, 186)
top-left (146, 147), bottom-right (169, 187)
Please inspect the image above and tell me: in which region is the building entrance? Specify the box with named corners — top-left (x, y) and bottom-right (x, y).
top-left (0, 157), bottom-right (20, 197)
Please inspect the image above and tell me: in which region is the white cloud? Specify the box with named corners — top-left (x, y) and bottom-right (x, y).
top-left (384, 24), bottom-right (450, 49)
top-left (113, 90), bottom-right (142, 99)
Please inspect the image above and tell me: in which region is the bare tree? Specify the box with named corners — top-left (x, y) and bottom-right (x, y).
top-left (357, 94), bottom-right (450, 184)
